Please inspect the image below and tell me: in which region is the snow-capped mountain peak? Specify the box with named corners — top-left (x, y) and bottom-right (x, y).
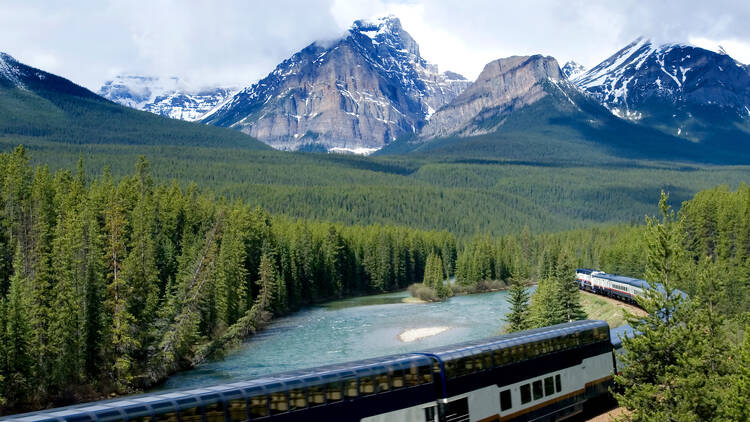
top-left (561, 61), bottom-right (586, 79)
top-left (573, 36), bottom-right (750, 140)
top-left (0, 52), bottom-right (25, 87)
top-left (201, 15), bottom-right (470, 153)
top-left (98, 75), bottom-right (236, 121)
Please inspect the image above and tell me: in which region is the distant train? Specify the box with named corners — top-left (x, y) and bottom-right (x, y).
top-left (575, 269), bottom-right (653, 304)
top-left (3, 320), bottom-right (619, 422)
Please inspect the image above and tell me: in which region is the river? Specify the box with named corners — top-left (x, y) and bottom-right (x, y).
top-left (161, 289), bottom-right (527, 390)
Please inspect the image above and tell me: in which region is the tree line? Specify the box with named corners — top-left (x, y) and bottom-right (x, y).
top-left (0, 146), bottom-right (456, 412)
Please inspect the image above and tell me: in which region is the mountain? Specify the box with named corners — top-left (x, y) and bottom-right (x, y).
top-left (419, 55), bottom-right (571, 138)
top-left (561, 61), bottom-right (586, 79)
top-left (573, 37), bottom-right (750, 143)
top-left (382, 52), bottom-right (750, 165)
top-left (202, 15), bottom-right (471, 153)
top-left (99, 75), bottom-right (235, 121)
top-left (0, 52), bottom-right (267, 150)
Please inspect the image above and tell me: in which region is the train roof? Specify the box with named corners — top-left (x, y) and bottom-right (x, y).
top-left (575, 268), bottom-right (595, 274)
top-left (609, 324), bottom-right (637, 350)
top-left (423, 320), bottom-right (610, 361)
top-left (3, 353), bottom-right (433, 422)
top-left (594, 273), bottom-right (653, 290)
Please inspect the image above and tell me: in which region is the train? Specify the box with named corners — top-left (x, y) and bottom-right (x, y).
top-left (4, 270), bottom-right (653, 422)
top-left (1, 321), bottom-right (619, 422)
top-left (575, 269), bottom-right (652, 304)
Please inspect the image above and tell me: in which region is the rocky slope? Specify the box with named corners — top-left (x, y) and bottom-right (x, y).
top-left (98, 75), bottom-right (235, 121)
top-left (573, 37), bottom-right (750, 140)
top-left (420, 55), bottom-right (571, 138)
top-left (202, 16), bottom-right (470, 153)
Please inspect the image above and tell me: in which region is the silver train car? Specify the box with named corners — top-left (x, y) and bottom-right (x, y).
top-left (575, 269), bottom-right (652, 304)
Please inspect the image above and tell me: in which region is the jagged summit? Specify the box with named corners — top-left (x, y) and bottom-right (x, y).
top-left (201, 15), bottom-right (470, 153)
top-left (561, 61), bottom-right (586, 79)
top-left (98, 75), bottom-right (235, 121)
top-left (420, 54), bottom-right (574, 138)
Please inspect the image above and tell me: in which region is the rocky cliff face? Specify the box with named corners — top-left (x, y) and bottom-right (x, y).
top-left (420, 55), bottom-right (565, 138)
top-left (202, 16), bottom-right (470, 153)
top-left (98, 75), bottom-right (235, 121)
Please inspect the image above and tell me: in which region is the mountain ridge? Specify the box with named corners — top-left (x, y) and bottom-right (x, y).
top-left (201, 15), bottom-right (471, 153)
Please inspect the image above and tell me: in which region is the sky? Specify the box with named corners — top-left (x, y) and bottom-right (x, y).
top-left (1, 0), bottom-right (749, 91)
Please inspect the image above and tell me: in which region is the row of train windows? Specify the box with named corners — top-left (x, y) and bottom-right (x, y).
top-left (445, 329), bottom-right (608, 379)
top-left (498, 374), bottom-right (562, 412)
top-left (115, 366), bottom-right (433, 422)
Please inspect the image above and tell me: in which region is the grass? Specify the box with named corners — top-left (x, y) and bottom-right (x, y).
top-left (579, 291), bottom-right (645, 328)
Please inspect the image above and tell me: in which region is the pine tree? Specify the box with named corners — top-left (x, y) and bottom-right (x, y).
top-left (4, 246), bottom-right (33, 403)
top-left (527, 277), bottom-right (566, 327)
top-left (614, 191), bottom-right (696, 420)
top-left (104, 189), bottom-right (139, 392)
top-left (554, 251), bottom-right (587, 322)
top-left (503, 277), bottom-right (530, 332)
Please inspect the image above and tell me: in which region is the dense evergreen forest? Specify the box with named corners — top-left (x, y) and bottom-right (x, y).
top-left (0, 146), bottom-right (456, 411)
top-left (3, 138), bottom-right (750, 238)
top-left (0, 144), bottom-right (748, 419)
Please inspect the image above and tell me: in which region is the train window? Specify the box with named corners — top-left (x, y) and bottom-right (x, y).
top-left (458, 357), bottom-right (472, 377)
top-left (227, 398), bottom-right (248, 422)
top-left (250, 395), bottom-right (269, 418)
top-left (180, 407), bottom-right (202, 422)
top-left (391, 369), bottom-right (405, 389)
top-left (544, 376), bottom-right (554, 396)
top-left (582, 330), bottom-right (594, 344)
top-left (492, 349), bottom-right (503, 366)
top-left (204, 402), bottom-right (225, 422)
top-left (288, 388), bottom-right (306, 411)
top-left (419, 364), bottom-right (433, 384)
top-left (359, 376), bottom-right (375, 396)
top-left (532, 380), bottom-right (543, 400)
top-left (344, 379), bottom-right (358, 398)
top-left (269, 392), bottom-right (288, 415)
top-left (126, 417), bottom-right (149, 422)
top-left (555, 374), bottom-right (562, 393)
top-left (405, 366), bottom-right (420, 386)
top-left (375, 373), bottom-right (390, 393)
top-left (500, 389), bottom-right (512, 411)
top-left (424, 406), bottom-right (436, 422)
top-left (153, 412), bottom-right (179, 422)
top-left (520, 384), bottom-right (531, 404)
top-left (444, 398), bottom-right (469, 422)
top-left (481, 352), bottom-right (492, 370)
top-left (326, 381), bottom-right (343, 402)
top-left (444, 360), bottom-right (457, 379)
top-left (308, 385), bottom-right (325, 406)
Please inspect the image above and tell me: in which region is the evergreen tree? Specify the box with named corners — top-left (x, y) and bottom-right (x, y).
top-left (527, 277), bottom-right (565, 327)
top-left (4, 247), bottom-right (33, 403)
top-left (553, 251), bottom-right (587, 322)
top-left (614, 191), bottom-right (696, 420)
top-left (503, 277), bottom-right (530, 332)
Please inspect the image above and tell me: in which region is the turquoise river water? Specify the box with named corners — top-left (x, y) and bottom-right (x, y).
top-left (161, 289), bottom-right (528, 390)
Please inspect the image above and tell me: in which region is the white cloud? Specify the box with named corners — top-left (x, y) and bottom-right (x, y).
top-left (0, 0), bottom-right (748, 91)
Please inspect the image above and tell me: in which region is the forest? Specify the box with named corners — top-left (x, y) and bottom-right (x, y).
top-left (0, 145), bottom-right (748, 420)
top-left (0, 146), bottom-right (455, 411)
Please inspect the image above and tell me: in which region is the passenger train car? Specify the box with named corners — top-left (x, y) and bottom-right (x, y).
top-left (3, 321), bottom-right (616, 422)
top-left (575, 269), bottom-right (651, 304)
